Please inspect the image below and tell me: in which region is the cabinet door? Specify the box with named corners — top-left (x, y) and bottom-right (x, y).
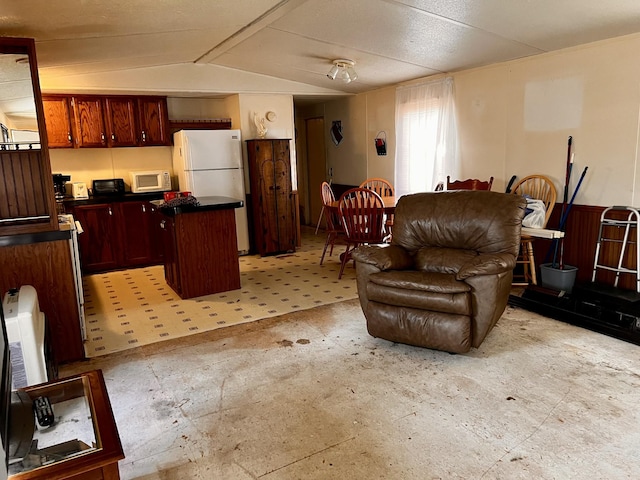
top-left (118, 201), bottom-right (155, 267)
top-left (247, 139), bottom-right (295, 255)
top-left (160, 214), bottom-right (181, 295)
top-left (137, 97), bottom-right (170, 146)
top-left (104, 97), bottom-right (138, 147)
top-left (149, 202), bottom-right (165, 263)
top-left (272, 140), bottom-right (295, 253)
top-left (73, 204), bottom-right (119, 272)
top-left (42, 96), bottom-right (74, 148)
top-left (72, 96), bottom-right (107, 148)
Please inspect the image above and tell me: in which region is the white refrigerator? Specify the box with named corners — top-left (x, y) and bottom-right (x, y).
top-left (172, 129), bottom-right (250, 254)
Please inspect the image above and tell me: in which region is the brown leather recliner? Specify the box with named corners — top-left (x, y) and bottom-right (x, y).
top-left (352, 191), bottom-right (527, 353)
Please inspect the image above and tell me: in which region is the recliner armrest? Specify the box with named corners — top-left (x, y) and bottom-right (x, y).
top-left (352, 245), bottom-right (414, 271)
top-left (456, 252), bottom-right (516, 280)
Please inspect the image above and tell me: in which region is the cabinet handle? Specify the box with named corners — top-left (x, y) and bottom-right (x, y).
top-left (67, 132), bottom-right (72, 142)
top-left (111, 133), bottom-right (116, 141)
top-left (141, 130), bottom-right (146, 142)
top-left (101, 133), bottom-right (105, 142)
top-left (142, 204), bottom-right (146, 213)
top-left (160, 220), bottom-right (165, 229)
top-left (108, 207), bottom-right (113, 216)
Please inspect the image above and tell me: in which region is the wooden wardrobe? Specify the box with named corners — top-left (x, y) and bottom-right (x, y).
top-left (246, 139), bottom-right (296, 255)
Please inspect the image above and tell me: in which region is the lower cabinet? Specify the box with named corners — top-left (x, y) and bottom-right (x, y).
top-left (72, 204), bottom-right (119, 273)
top-left (73, 200), bottom-right (163, 273)
top-left (159, 208), bottom-right (241, 299)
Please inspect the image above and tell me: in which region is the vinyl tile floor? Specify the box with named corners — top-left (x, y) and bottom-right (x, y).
top-left (82, 227), bottom-right (356, 357)
top-left (61, 297), bottom-right (640, 480)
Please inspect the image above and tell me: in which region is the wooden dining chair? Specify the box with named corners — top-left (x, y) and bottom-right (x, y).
top-left (337, 188), bottom-right (386, 279)
top-left (359, 178), bottom-right (394, 197)
top-left (319, 181), bottom-right (347, 265)
top-left (511, 174), bottom-right (557, 285)
top-left (360, 178), bottom-right (394, 237)
top-left (446, 176), bottom-right (494, 191)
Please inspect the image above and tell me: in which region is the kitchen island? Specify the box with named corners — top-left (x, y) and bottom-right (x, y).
top-left (158, 196), bottom-right (243, 299)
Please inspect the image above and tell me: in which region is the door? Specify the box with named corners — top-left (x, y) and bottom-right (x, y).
top-left (72, 96), bottom-right (107, 148)
top-left (137, 97), bottom-right (170, 146)
top-left (118, 201), bottom-right (153, 266)
top-left (73, 204), bottom-right (119, 272)
top-left (185, 169), bottom-right (250, 253)
top-left (42, 96), bottom-right (74, 148)
top-left (306, 117), bottom-right (326, 227)
top-left (177, 130), bottom-right (242, 170)
top-left (104, 97), bottom-right (137, 147)
top-left (273, 141), bottom-right (295, 252)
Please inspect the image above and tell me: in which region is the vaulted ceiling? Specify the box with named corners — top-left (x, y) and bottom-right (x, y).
top-left (2, 0), bottom-right (640, 112)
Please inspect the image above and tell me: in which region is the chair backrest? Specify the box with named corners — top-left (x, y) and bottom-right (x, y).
top-left (359, 178), bottom-right (394, 197)
top-left (392, 191), bottom-right (527, 256)
top-left (321, 181), bottom-right (335, 205)
top-left (447, 176), bottom-right (494, 191)
top-left (511, 175), bottom-right (557, 227)
top-left (320, 181), bottom-right (341, 231)
top-left (338, 188), bottom-right (386, 244)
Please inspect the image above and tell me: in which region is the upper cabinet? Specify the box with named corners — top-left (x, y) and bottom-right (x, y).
top-left (42, 96), bottom-right (74, 148)
top-left (42, 94), bottom-right (170, 148)
top-left (73, 96), bottom-right (107, 148)
top-left (104, 96), bottom-right (137, 147)
top-left (137, 96), bottom-right (170, 146)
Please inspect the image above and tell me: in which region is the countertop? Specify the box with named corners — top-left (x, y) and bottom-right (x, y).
top-left (154, 196), bottom-right (243, 216)
top-left (62, 192), bottom-right (165, 208)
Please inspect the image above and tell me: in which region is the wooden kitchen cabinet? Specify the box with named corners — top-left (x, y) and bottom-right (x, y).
top-left (159, 204), bottom-right (241, 299)
top-left (42, 95), bottom-right (74, 148)
top-left (117, 200), bottom-right (164, 267)
top-left (72, 204), bottom-right (120, 272)
top-left (42, 94), bottom-right (169, 148)
top-left (72, 200), bottom-right (163, 273)
top-left (137, 96), bottom-right (170, 146)
top-left (72, 95), bottom-right (107, 148)
top-left (246, 139), bottom-right (296, 255)
top-left (104, 96), bottom-right (138, 147)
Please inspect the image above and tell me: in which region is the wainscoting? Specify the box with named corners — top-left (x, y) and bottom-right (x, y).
top-left (538, 204), bottom-right (637, 290)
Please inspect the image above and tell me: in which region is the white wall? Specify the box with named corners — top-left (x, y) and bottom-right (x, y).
top-left (237, 93), bottom-right (297, 189)
top-left (49, 146), bottom-right (173, 189)
top-left (323, 33), bottom-right (640, 207)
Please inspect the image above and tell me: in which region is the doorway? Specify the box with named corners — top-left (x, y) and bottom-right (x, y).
top-left (305, 117), bottom-right (326, 228)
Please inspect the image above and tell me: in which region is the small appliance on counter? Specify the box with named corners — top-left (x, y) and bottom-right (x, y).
top-left (92, 178), bottom-right (125, 196)
top-left (52, 173), bottom-right (71, 201)
top-left (71, 182), bottom-right (89, 200)
top-left (130, 170), bottom-right (171, 193)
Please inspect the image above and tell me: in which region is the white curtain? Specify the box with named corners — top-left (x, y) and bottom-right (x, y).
top-left (394, 76), bottom-right (460, 198)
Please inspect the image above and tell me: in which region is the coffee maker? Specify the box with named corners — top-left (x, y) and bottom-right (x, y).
top-left (52, 174), bottom-right (71, 201)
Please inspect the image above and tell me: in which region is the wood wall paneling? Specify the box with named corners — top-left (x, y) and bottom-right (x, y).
top-left (0, 239), bottom-right (84, 364)
top-left (533, 204), bottom-right (640, 291)
top-left (0, 150), bottom-right (57, 235)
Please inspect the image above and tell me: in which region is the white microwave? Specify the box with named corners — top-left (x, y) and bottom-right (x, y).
top-left (130, 170), bottom-right (171, 193)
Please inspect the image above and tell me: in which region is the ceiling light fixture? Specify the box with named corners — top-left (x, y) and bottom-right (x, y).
top-left (327, 59), bottom-right (358, 84)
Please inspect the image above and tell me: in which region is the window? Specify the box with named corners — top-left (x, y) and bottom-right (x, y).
top-left (394, 77), bottom-right (459, 197)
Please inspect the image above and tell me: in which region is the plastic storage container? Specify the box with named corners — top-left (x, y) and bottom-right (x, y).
top-left (2, 285), bottom-right (48, 389)
top-left (540, 263), bottom-right (578, 293)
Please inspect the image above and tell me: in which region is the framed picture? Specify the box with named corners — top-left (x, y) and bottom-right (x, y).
top-left (330, 121), bottom-right (343, 146)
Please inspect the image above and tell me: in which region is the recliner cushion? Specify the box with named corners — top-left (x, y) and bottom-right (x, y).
top-left (368, 271), bottom-right (471, 294)
top-left (366, 271), bottom-right (471, 315)
top-left (414, 247), bottom-right (478, 274)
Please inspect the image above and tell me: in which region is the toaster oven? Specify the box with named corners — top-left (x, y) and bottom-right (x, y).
top-left (92, 178), bottom-right (125, 196)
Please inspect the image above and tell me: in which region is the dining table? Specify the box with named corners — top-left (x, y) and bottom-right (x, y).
top-left (328, 195), bottom-right (397, 214)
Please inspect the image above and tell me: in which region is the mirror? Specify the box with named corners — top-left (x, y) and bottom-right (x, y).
top-left (0, 37), bottom-right (56, 235)
top-left (0, 48), bottom-right (40, 150)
